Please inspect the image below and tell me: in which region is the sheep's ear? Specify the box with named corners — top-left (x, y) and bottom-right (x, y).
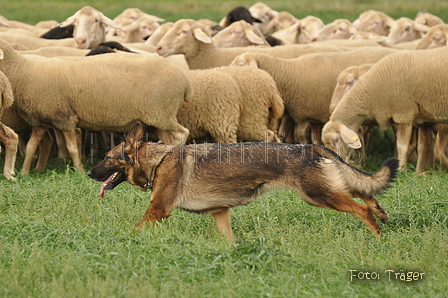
top-left (384, 17), bottom-right (395, 30)
top-left (100, 13), bottom-right (122, 29)
top-left (414, 22), bottom-right (429, 34)
top-left (193, 28), bottom-right (212, 43)
top-left (125, 121), bottom-right (144, 148)
top-left (0, 49), bottom-right (3, 60)
top-left (122, 22), bottom-right (139, 31)
top-left (245, 29), bottom-right (265, 44)
top-left (339, 124), bottom-right (362, 149)
top-left (60, 15), bottom-right (77, 27)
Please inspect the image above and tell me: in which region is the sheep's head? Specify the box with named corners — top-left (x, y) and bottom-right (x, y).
top-left (156, 19), bottom-right (212, 57)
top-left (321, 121), bottom-right (362, 154)
top-left (386, 17), bottom-right (428, 45)
top-left (415, 24), bottom-right (448, 50)
top-left (61, 6), bottom-right (121, 49)
top-left (330, 64), bottom-right (373, 114)
top-left (310, 19), bottom-right (356, 42)
top-left (352, 10), bottom-right (394, 36)
top-left (213, 20), bottom-right (267, 48)
top-left (297, 16), bottom-right (324, 44)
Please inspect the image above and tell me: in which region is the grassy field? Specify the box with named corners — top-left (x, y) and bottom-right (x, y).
top-left (1, 0), bottom-right (448, 297)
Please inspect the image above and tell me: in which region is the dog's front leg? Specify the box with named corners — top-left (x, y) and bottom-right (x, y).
top-left (134, 182), bottom-right (178, 230)
top-left (211, 208), bottom-right (233, 243)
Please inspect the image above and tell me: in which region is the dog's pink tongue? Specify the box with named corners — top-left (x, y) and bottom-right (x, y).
top-left (100, 172), bottom-right (117, 198)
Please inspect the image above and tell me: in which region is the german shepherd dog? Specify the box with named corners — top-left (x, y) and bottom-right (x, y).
top-left (88, 121), bottom-right (399, 242)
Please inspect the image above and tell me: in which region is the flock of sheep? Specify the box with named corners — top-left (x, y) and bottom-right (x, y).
top-left (0, 2), bottom-right (447, 181)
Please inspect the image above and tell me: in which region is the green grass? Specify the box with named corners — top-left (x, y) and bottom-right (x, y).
top-left (1, 0), bottom-right (448, 24)
top-left (0, 160), bottom-right (447, 297)
top-left (1, 0), bottom-right (448, 297)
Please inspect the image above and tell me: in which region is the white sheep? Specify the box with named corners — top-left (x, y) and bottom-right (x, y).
top-left (310, 19), bottom-right (357, 42)
top-left (349, 31), bottom-right (387, 43)
top-left (415, 12), bottom-right (444, 27)
top-left (329, 63), bottom-right (375, 113)
top-left (212, 20), bottom-right (270, 48)
top-left (330, 62), bottom-right (446, 173)
top-left (0, 15), bottom-right (48, 36)
top-left (0, 38), bottom-right (192, 173)
top-left (156, 19), bottom-right (347, 70)
top-left (415, 24), bottom-right (448, 50)
top-left (321, 47), bottom-right (448, 170)
top-left (19, 46), bottom-right (89, 57)
top-left (60, 6), bottom-right (122, 49)
top-left (385, 17), bottom-right (428, 45)
top-left (107, 15), bottom-right (165, 43)
top-left (216, 66), bottom-right (284, 142)
top-left (0, 31), bottom-right (75, 50)
top-left (271, 15), bottom-right (324, 44)
top-left (248, 2), bottom-right (278, 30)
top-left (113, 8), bottom-right (165, 24)
top-left (178, 66), bottom-right (284, 143)
top-left (229, 48), bottom-right (398, 145)
top-left (0, 70), bottom-right (18, 180)
top-left (35, 20), bottom-right (60, 30)
top-left (262, 11), bottom-right (298, 34)
top-left (330, 63), bottom-right (376, 166)
top-left (352, 10), bottom-right (395, 36)
top-left (179, 69), bottom-right (241, 143)
top-left (144, 22), bottom-right (173, 46)
top-left (119, 16), bottom-right (162, 43)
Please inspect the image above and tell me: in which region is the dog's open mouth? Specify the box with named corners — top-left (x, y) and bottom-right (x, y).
top-left (100, 171), bottom-right (124, 198)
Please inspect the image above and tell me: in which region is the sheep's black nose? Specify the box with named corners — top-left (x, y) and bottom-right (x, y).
top-left (86, 171), bottom-right (92, 177)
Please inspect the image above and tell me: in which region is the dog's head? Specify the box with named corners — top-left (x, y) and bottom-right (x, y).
top-left (87, 121), bottom-right (145, 198)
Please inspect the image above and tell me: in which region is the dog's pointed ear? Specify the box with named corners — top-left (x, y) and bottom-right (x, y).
top-left (339, 124), bottom-right (362, 149)
top-left (125, 121), bottom-right (144, 148)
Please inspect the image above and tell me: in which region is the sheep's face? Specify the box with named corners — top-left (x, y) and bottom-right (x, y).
top-left (386, 18), bottom-right (428, 45)
top-left (322, 121), bottom-right (362, 154)
top-left (297, 16), bottom-right (324, 44)
top-left (213, 21), bottom-right (265, 48)
top-left (156, 20), bottom-right (212, 57)
top-left (61, 6), bottom-right (121, 49)
top-left (138, 19), bottom-right (159, 40)
top-left (415, 26), bottom-right (448, 49)
top-left (330, 73), bottom-right (356, 114)
top-left (352, 11), bottom-right (393, 36)
top-left (310, 19), bottom-right (355, 42)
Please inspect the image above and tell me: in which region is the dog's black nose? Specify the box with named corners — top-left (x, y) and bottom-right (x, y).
top-left (87, 171), bottom-right (92, 177)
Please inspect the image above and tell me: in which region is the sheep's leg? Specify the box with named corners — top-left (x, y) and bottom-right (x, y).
top-left (35, 130), bottom-right (53, 172)
top-left (0, 123), bottom-right (18, 180)
top-left (61, 130), bottom-right (84, 172)
top-left (54, 129), bottom-right (69, 159)
top-left (21, 127), bottom-right (48, 174)
top-left (294, 122), bottom-right (311, 144)
top-left (278, 115), bottom-right (295, 143)
top-left (310, 124), bottom-right (323, 145)
top-left (416, 125), bottom-right (435, 173)
top-left (435, 125), bottom-right (448, 169)
top-left (394, 123), bottom-right (414, 170)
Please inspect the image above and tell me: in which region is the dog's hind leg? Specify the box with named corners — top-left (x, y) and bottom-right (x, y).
top-left (304, 193), bottom-right (381, 236)
top-left (355, 193), bottom-right (389, 224)
top-left (211, 208), bottom-right (233, 243)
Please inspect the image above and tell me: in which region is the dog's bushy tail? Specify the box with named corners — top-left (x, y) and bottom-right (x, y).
top-left (343, 157), bottom-right (399, 196)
